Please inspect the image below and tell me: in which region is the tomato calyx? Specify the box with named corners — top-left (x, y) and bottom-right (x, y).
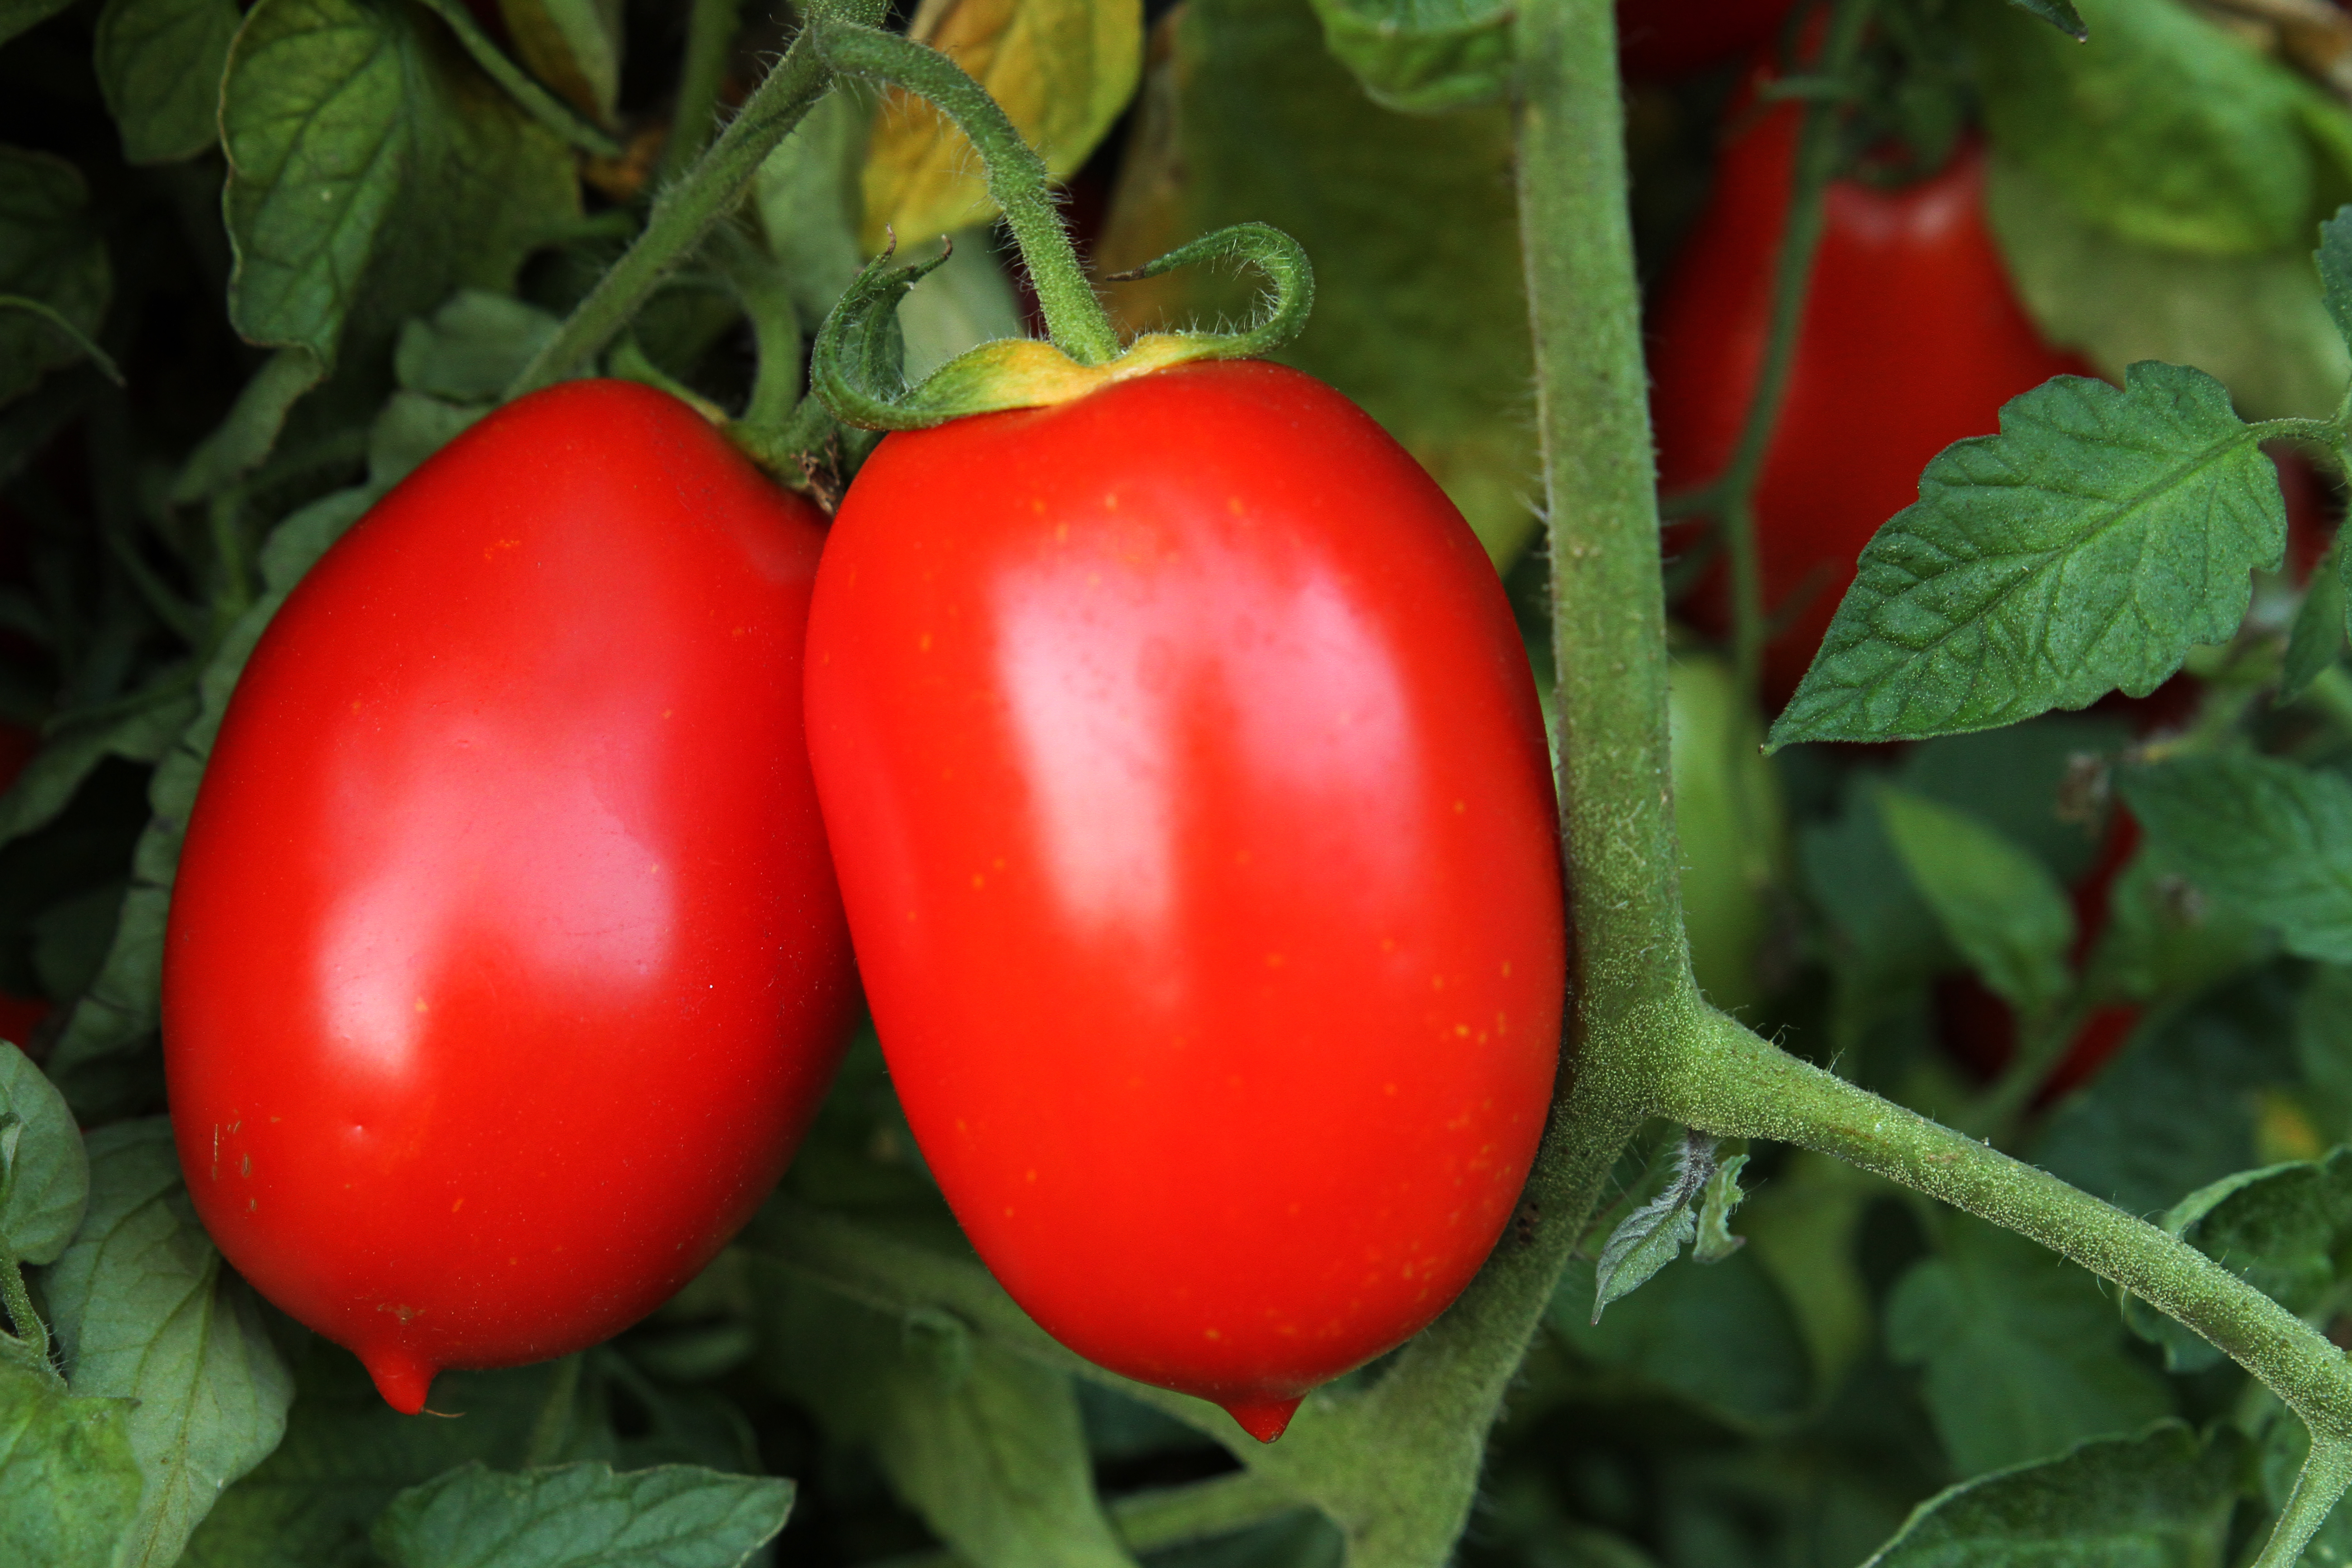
top-left (811, 221), bottom-right (1316, 431)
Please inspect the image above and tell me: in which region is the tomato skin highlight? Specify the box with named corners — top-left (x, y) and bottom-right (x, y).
top-left (1653, 90), bottom-right (2092, 702)
top-left (805, 361), bottom-right (1566, 1438)
top-left (163, 381), bottom-right (858, 1414)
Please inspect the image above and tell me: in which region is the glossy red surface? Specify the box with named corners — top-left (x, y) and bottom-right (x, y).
top-left (164, 381), bottom-right (858, 1414)
top-left (1654, 85), bottom-right (2093, 703)
top-left (806, 361), bottom-right (1565, 1440)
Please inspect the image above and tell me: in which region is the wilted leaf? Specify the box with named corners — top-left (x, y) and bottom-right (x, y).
top-left (1772, 364), bottom-right (2280, 746)
top-left (496, 0), bottom-right (623, 124)
top-left (862, 0), bottom-right (1142, 249)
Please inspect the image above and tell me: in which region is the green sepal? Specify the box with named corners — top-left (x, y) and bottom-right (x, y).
top-left (811, 221), bottom-right (1316, 432)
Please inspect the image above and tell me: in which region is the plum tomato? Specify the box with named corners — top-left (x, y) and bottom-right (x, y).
top-left (163, 380), bottom-right (858, 1415)
top-left (1652, 68), bottom-right (2092, 704)
top-left (804, 360), bottom-right (1566, 1443)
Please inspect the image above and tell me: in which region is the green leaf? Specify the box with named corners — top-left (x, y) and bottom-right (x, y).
top-left (2118, 755), bottom-right (2352, 964)
top-left (1771, 363), bottom-right (2279, 747)
top-left (1859, 1422), bottom-right (2237, 1567)
top-left (187, 1349), bottom-right (617, 1567)
top-left (1549, 1244), bottom-right (1813, 1431)
top-left (755, 1263), bottom-right (1140, 1568)
top-left (372, 1461), bottom-right (791, 1568)
top-left (1590, 1134), bottom-right (1723, 1323)
top-left (1302, 0), bottom-right (1513, 114)
top-left (2121, 1146), bottom-right (2352, 1372)
top-left (0, 1041), bottom-right (85, 1264)
top-left (0, 0), bottom-right (74, 52)
top-left (1884, 1216), bottom-right (2172, 1477)
top-left (43, 1120), bottom-right (294, 1568)
top-left (1877, 787), bottom-right (2076, 1014)
top-left (222, 0), bottom-right (578, 366)
top-left (1097, 0), bottom-right (1537, 566)
top-left (899, 231), bottom-right (1024, 383)
top-left (2283, 543), bottom-right (2348, 703)
top-left (0, 683), bottom-right (199, 854)
top-left (0, 1362), bottom-right (143, 1568)
top-left (493, 0), bottom-right (622, 124)
top-left (94, 0), bottom-right (241, 164)
top-left (2321, 202), bottom-right (2352, 352)
top-left (2297, 963), bottom-right (2352, 1135)
top-left (2004, 0), bottom-right (2086, 41)
top-left (754, 89), bottom-right (868, 332)
top-left (0, 147), bottom-right (110, 408)
top-left (1985, 157), bottom-right (2351, 424)
top-left (171, 348), bottom-right (328, 504)
top-left (393, 289), bottom-right (557, 401)
top-left (1691, 1149), bottom-right (1749, 1265)
top-left (2081, 836), bottom-right (2274, 1006)
top-left (1968, 0), bottom-right (2334, 257)
top-left (46, 483), bottom-right (377, 1105)
top-left (368, 391), bottom-right (482, 487)
top-left (2038, 967), bottom-right (2299, 1214)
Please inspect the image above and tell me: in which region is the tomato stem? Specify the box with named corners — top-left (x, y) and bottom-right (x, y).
top-left (2253, 1436), bottom-right (2352, 1568)
top-left (0, 1227), bottom-right (51, 1380)
top-left (1714, 0), bottom-right (1879, 703)
top-left (808, 23), bottom-right (1123, 367)
top-left (504, 0), bottom-right (881, 398)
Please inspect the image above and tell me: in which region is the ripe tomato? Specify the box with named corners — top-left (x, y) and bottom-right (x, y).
top-left (805, 361), bottom-right (1564, 1442)
top-left (164, 381), bottom-right (858, 1414)
top-left (1652, 79), bottom-right (2092, 703)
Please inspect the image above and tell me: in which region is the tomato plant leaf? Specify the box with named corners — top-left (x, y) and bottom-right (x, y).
top-left (94, 0), bottom-right (241, 165)
top-left (0, 1043), bottom-right (85, 1264)
top-left (2117, 755), bottom-right (2352, 964)
top-left (2319, 202), bottom-right (2352, 353)
top-left (493, 0), bottom-right (623, 124)
top-left (0, 148), bottom-right (110, 409)
top-left (1302, 0), bottom-right (1514, 114)
top-left (1985, 159), bottom-right (2350, 423)
top-left (1771, 364), bottom-right (2281, 748)
top-left (1096, 0), bottom-right (1537, 566)
top-left (1550, 1245), bottom-right (1813, 1430)
top-left (42, 1120), bottom-right (295, 1568)
top-left (2118, 1147), bottom-right (2352, 1373)
top-left (860, 0), bottom-right (1142, 250)
top-left (1886, 1218), bottom-right (2173, 1478)
top-left (757, 1264), bottom-right (1143, 1568)
top-left (1691, 1150), bottom-right (1749, 1265)
top-left (2079, 838), bottom-right (2274, 1008)
top-left (221, 0), bottom-right (578, 367)
top-left (2003, 0), bottom-right (2086, 41)
top-left (1967, 0), bottom-right (2336, 257)
top-left (2296, 963), bottom-right (2352, 1140)
top-left (371, 1460), bottom-right (792, 1568)
top-left (755, 90), bottom-right (868, 331)
top-left (1876, 787), bottom-right (2077, 1014)
top-left (171, 348), bottom-right (328, 505)
top-left (394, 289), bottom-right (558, 401)
top-left (0, 1363), bottom-right (143, 1567)
top-left (0, 0), bottom-right (74, 52)
top-left (1858, 1421), bottom-right (2237, 1567)
top-left (0, 683), bottom-right (197, 857)
top-left (2282, 544), bottom-right (2347, 703)
top-left (1590, 1134), bottom-right (1716, 1324)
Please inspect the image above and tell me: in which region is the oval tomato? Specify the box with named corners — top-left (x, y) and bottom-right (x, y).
top-left (805, 361), bottom-right (1565, 1442)
top-left (1652, 83), bottom-right (2092, 703)
top-left (163, 381), bottom-right (858, 1414)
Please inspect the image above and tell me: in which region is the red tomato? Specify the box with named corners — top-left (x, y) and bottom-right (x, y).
top-left (805, 361), bottom-right (1564, 1442)
top-left (163, 382), bottom-right (857, 1415)
top-left (1653, 81), bottom-right (2092, 703)
top-left (1617, 0), bottom-right (1800, 81)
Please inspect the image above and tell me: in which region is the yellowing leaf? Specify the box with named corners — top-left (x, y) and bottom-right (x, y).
top-left (497, 0), bottom-right (622, 123)
top-left (860, 0), bottom-right (1142, 252)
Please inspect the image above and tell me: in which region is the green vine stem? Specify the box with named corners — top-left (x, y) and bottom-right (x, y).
top-left (0, 296), bottom-right (123, 387)
top-left (2255, 1436), bottom-right (2352, 1568)
top-left (808, 22), bottom-right (1122, 367)
top-left (1712, 0), bottom-right (1877, 701)
top-left (1661, 1009), bottom-right (2352, 1451)
top-left (661, 0), bottom-right (745, 191)
top-left (504, 0), bottom-right (884, 399)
